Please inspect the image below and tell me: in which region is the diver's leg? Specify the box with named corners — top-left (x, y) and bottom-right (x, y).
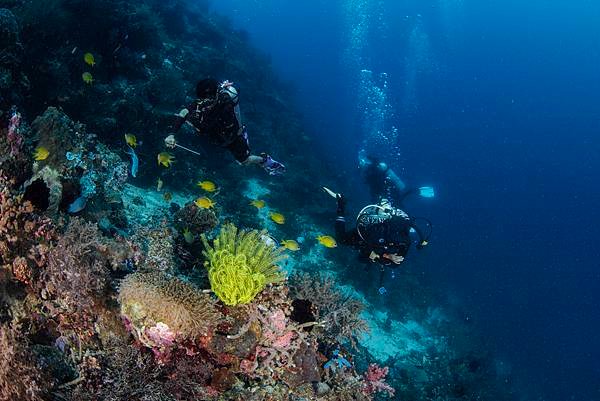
top-left (334, 194), bottom-right (347, 240)
top-left (229, 129), bottom-right (285, 174)
top-left (241, 155), bottom-right (264, 165)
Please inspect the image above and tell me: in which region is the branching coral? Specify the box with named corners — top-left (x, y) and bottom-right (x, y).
top-left (41, 218), bottom-right (128, 341)
top-left (0, 324), bottom-right (51, 401)
top-left (201, 223), bottom-right (285, 306)
top-left (65, 341), bottom-right (175, 401)
top-left (290, 273), bottom-right (369, 347)
top-left (230, 284), bottom-right (322, 387)
top-left (362, 363), bottom-right (395, 397)
top-left (118, 271), bottom-right (220, 350)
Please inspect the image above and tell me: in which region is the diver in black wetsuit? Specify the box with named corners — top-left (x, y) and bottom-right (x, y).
top-left (324, 187), bottom-right (430, 293)
top-left (165, 78), bottom-right (286, 175)
top-left (359, 153), bottom-right (435, 204)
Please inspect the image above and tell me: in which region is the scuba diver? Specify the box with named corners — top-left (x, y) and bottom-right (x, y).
top-left (165, 78), bottom-right (286, 175)
top-left (358, 150), bottom-right (435, 204)
top-left (323, 187), bottom-right (431, 294)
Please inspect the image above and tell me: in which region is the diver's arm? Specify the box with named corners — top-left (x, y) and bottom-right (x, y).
top-left (172, 107), bottom-right (190, 132)
top-left (166, 106), bottom-right (191, 148)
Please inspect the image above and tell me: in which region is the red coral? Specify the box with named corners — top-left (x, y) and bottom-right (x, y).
top-left (362, 363), bottom-right (395, 397)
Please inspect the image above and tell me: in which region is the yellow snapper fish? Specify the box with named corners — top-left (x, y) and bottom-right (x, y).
top-left (197, 180), bottom-right (217, 192)
top-left (194, 196), bottom-right (215, 209)
top-left (82, 72), bottom-right (93, 84)
top-left (316, 235), bottom-right (337, 248)
top-left (83, 52), bottom-right (95, 66)
top-left (156, 178), bottom-right (164, 192)
top-left (157, 152), bottom-right (175, 167)
top-left (182, 228), bottom-right (194, 244)
top-left (270, 212), bottom-right (285, 225)
top-left (33, 146), bottom-right (50, 161)
top-left (250, 199), bottom-right (266, 209)
top-left (163, 192), bottom-right (173, 202)
top-left (281, 240), bottom-right (300, 251)
top-left (124, 133), bottom-right (137, 148)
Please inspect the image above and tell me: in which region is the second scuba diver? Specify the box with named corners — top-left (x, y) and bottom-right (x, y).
top-left (323, 186), bottom-right (430, 294)
top-left (165, 78), bottom-right (286, 175)
top-left (358, 151), bottom-right (435, 205)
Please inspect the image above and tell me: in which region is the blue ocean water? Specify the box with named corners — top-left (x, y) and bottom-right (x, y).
top-left (211, 1), bottom-right (600, 400)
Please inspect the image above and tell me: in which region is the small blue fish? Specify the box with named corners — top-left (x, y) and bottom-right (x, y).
top-left (324, 349), bottom-right (352, 371)
top-left (68, 195), bottom-right (88, 214)
top-left (126, 146), bottom-right (138, 178)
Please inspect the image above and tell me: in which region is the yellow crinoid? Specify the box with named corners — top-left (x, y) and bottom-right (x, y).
top-left (201, 223), bottom-right (286, 306)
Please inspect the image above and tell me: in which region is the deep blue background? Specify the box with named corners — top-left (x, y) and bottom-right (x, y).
top-left (210, 1), bottom-right (600, 399)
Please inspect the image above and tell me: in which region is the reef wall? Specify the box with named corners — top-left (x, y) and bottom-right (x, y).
top-left (0, 1), bottom-right (520, 400)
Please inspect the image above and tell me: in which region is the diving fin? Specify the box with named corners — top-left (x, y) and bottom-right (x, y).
top-left (322, 186), bottom-right (339, 199)
top-left (418, 186), bottom-right (435, 198)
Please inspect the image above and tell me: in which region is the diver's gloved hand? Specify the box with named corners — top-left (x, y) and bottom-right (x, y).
top-left (260, 153), bottom-right (286, 175)
top-left (165, 134), bottom-right (177, 148)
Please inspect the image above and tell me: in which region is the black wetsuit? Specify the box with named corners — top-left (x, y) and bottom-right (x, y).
top-left (335, 199), bottom-right (426, 266)
top-left (172, 88), bottom-right (251, 162)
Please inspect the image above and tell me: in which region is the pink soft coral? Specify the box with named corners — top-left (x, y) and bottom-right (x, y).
top-left (363, 363), bottom-right (395, 397)
top-left (7, 109), bottom-right (23, 156)
top-left (146, 322), bottom-right (177, 348)
top-left (145, 322), bottom-right (178, 362)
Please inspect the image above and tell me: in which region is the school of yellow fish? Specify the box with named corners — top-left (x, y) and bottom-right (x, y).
top-left (72, 51), bottom-right (339, 256)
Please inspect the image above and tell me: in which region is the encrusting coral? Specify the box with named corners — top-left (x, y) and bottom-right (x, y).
top-left (202, 223), bottom-right (286, 306)
top-left (142, 224), bottom-right (176, 274)
top-left (29, 107), bottom-right (86, 170)
top-left (0, 173), bottom-right (56, 287)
